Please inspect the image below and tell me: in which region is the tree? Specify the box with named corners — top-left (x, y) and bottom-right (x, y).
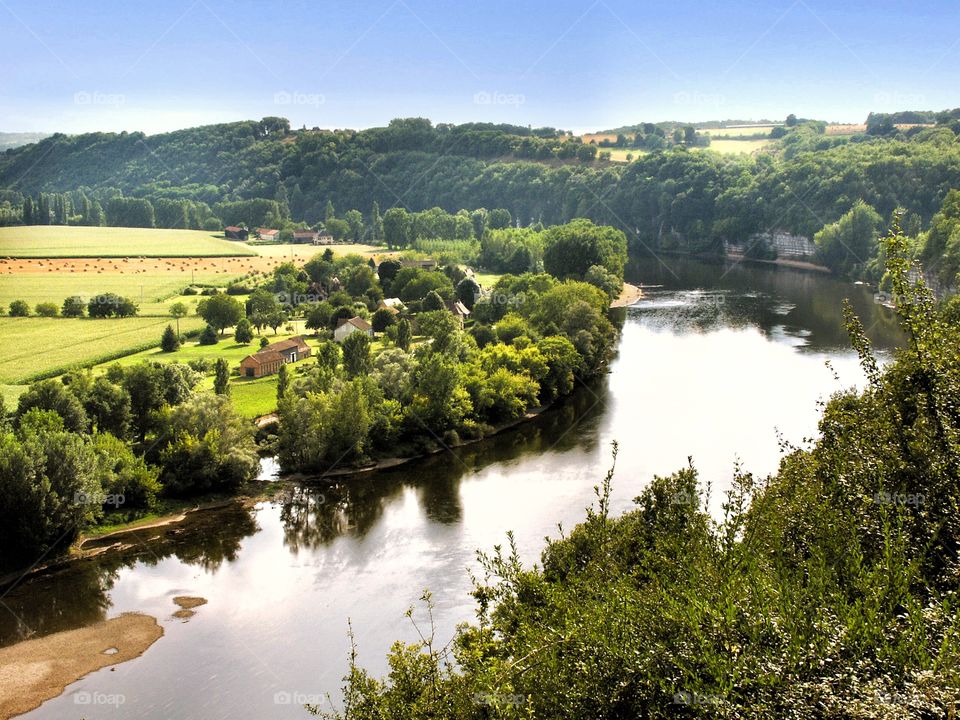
top-left (214, 358), bottom-right (230, 395)
top-left (277, 363), bottom-right (290, 400)
top-left (370, 201), bottom-right (383, 242)
top-left (342, 332), bottom-right (372, 378)
top-left (161, 324), bottom-right (180, 352)
top-left (305, 302), bottom-right (333, 333)
top-left (62, 295), bottom-right (86, 318)
top-left (487, 208), bottom-right (512, 230)
top-left (157, 394), bottom-right (258, 496)
top-left (422, 290), bottom-right (446, 312)
top-left (542, 219), bottom-right (628, 281)
top-left (197, 294), bottom-right (243, 335)
top-left (234, 317), bottom-right (253, 344)
top-left (344, 209), bottom-right (364, 242)
top-left (35, 302), bottom-right (58, 317)
top-left (786, 113), bottom-right (798, 127)
top-left (9, 300), bottom-right (29, 317)
top-left (85, 377), bottom-right (132, 438)
top-left (396, 318), bottom-right (412, 352)
top-left (456, 277), bottom-right (480, 310)
top-left (383, 207), bottom-right (410, 248)
top-left (814, 201), bottom-right (883, 276)
top-left (198, 324), bottom-right (219, 345)
top-left (16, 379), bottom-right (88, 432)
top-left (0, 422), bottom-right (102, 571)
top-left (377, 259), bottom-right (403, 293)
top-left (169, 301), bottom-right (188, 336)
top-left (372, 307), bottom-right (397, 333)
top-left (88, 293), bottom-right (137, 318)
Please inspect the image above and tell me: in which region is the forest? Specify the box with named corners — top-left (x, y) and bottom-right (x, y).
top-left (2, 112), bottom-right (960, 284)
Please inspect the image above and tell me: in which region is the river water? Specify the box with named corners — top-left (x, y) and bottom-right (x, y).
top-left (3, 257), bottom-right (904, 719)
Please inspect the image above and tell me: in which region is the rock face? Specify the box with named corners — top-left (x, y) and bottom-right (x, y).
top-left (729, 231), bottom-right (817, 259)
top-left (0, 612), bottom-right (163, 719)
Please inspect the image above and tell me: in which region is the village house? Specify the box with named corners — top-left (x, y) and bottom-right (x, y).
top-left (378, 297), bottom-right (404, 314)
top-left (224, 226), bottom-right (249, 241)
top-left (238, 336), bottom-right (312, 378)
top-left (292, 230), bottom-right (319, 244)
top-left (334, 316), bottom-right (373, 343)
top-left (448, 299), bottom-right (471, 328)
top-left (312, 233), bottom-right (335, 245)
top-left (257, 228), bottom-right (280, 241)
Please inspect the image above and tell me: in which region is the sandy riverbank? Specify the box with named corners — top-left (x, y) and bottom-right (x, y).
top-left (0, 613), bottom-right (163, 719)
top-left (611, 282), bottom-right (644, 307)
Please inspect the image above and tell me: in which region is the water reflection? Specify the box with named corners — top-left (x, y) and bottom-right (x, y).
top-left (0, 502), bottom-right (259, 646)
top-left (629, 256), bottom-right (904, 351)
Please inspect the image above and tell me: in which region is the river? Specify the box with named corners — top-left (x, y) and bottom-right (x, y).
top-left (2, 257), bottom-right (904, 719)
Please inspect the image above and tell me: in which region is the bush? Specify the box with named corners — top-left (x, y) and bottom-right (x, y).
top-left (34, 302), bottom-right (58, 317)
top-left (9, 300), bottom-right (29, 317)
top-left (234, 318), bottom-right (253, 344)
top-left (62, 295), bottom-right (86, 318)
top-left (182, 286), bottom-right (199, 296)
top-left (198, 325), bottom-right (219, 345)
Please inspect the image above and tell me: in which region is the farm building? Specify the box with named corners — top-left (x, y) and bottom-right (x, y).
top-left (292, 230), bottom-right (319, 244)
top-left (448, 299), bottom-right (471, 328)
top-left (334, 316), bottom-right (373, 343)
top-left (257, 228), bottom-right (279, 241)
top-left (239, 335), bottom-right (312, 378)
top-left (378, 298), bottom-right (404, 314)
top-left (224, 226), bottom-right (249, 240)
top-left (313, 233), bottom-right (335, 245)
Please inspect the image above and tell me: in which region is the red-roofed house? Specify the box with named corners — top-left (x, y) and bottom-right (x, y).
top-left (238, 335), bottom-right (312, 378)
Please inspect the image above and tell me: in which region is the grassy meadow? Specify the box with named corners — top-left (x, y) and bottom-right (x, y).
top-left (0, 315), bottom-right (206, 384)
top-left (703, 138), bottom-right (775, 155)
top-left (0, 226), bottom-right (255, 257)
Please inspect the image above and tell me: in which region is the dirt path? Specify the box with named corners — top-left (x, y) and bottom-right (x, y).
top-left (0, 613), bottom-right (162, 719)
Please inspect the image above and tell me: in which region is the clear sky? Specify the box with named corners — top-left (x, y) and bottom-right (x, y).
top-left (1, 0), bottom-right (957, 135)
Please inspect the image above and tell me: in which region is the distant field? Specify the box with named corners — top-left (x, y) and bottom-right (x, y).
top-left (598, 148), bottom-right (646, 163)
top-left (704, 138), bottom-right (774, 155)
top-left (700, 125), bottom-right (778, 138)
top-left (0, 315), bottom-right (205, 384)
top-left (252, 242), bottom-right (385, 259)
top-left (0, 226), bottom-right (256, 257)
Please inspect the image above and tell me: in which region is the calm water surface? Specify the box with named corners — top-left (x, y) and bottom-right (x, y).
top-left (4, 257), bottom-right (903, 719)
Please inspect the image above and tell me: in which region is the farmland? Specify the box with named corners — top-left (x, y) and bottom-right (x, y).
top-left (703, 138), bottom-right (775, 155)
top-left (0, 315), bottom-right (206, 384)
top-left (0, 226), bottom-right (256, 257)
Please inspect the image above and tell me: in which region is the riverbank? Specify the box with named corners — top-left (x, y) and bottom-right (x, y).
top-left (0, 613), bottom-right (163, 719)
top-left (722, 253), bottom-right (830, 273)
top-left (611, 282), bottom-right (643, 307)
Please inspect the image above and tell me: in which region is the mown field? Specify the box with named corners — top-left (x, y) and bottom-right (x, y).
top-left (0, 226), bottom-right (255, 257)
top-left (704, 138), bottom-right (774, 155)
top-left (0, 315), bottom-right (206, 384)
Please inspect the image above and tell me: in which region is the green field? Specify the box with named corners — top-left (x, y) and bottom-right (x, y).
top-left (0, 315), bottom-right (206, 384)
top-left (0, 226), bottom-right (255, 257)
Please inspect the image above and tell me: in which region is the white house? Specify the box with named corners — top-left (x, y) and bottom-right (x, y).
top-left (334, 316), bottom-right (374, 343)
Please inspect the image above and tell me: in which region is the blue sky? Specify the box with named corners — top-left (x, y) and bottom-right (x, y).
top-left (0, 0), bottom-right (957, 134)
